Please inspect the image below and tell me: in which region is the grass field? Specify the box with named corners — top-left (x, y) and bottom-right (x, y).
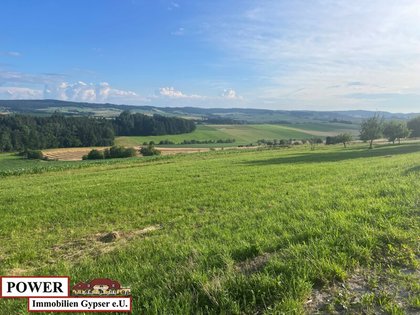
top-left (116, 123), bottom-right (359, 147)
top-left (0, 143), bottom-right (419, 314)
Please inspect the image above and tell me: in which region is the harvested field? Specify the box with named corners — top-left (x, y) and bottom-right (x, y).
top-left (42, 147), bottom-right (108, 161)
top-left (42, 146), bottom-right (210, 161)
top-left (42, 146), bottom-right (255, 161)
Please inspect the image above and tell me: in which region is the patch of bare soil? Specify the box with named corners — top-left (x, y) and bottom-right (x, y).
top-left (305, 266), bottom-right (420, 314)
top-left (42, 147), bottom-right (109, 161)
top-left (4, 226), bottom-right (162, 276)
top-left (51, 224), bottom-right (162, 261)
top-left (234, 253), bottom-right (272, 275)
top-left (43, 146), bottom-right (213, 160)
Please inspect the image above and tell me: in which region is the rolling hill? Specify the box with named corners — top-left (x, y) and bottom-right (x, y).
top-left (0, 99), bottom-right (417, 123)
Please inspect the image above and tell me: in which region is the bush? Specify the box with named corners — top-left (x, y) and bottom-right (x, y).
top-left (326, 136), bottom-right (338, 145)
top-left (407, 116), bottom-right (420, 137)
top-left (83, 149), bottom-right (105, 160)
top-left (25, 149), bottom-right (44, 160)
top-left (327, 134), bottom-right (352, 147)
top-left (159, 139), bottom-right (175, 145)
top-left (140, 144), bottom-right (161, 156)
top-left (104, 146), bottom-right (137, 159)
top-left (84, 146), bottom-right (136, 160)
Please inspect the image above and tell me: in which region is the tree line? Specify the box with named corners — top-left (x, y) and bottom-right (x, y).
top-left (0, 113), bottom-right (115, 152)
top-left (157, 139), bottom-right (235, 145)
top-left (114, 111), bottom-right (195, 136)
top-left (0, 111), bottom-right (196, 152)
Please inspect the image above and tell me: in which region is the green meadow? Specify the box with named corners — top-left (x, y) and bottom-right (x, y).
top-left (0, 143), bottom-right (419, 314)
top-left (115, 123), bottom-right (358, 147)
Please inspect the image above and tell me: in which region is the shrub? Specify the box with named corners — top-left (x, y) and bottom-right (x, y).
top-left (407, 116), bottom-right (420, 137)
top-left (326, 133), bottom-right (352, 147)
top-left (140, 144), bottom-right (161, 156)
top-left (159, 139), bottom-right (175, 145)
top-left (83, 149), bottom-right (105, 160)
top-left (25, 149), bottom-right (44, 160)
top-left (104, 146), bottom-right (137, 159)
top-left (326, 136), bottom-right (338, 145)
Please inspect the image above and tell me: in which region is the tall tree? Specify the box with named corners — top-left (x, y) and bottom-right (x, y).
top-left (360, 115), bottom-right (383, 149)
top-left (336, 133), bottom-right (352, 148)
top-left (383, 121), bottom-right (410, 144)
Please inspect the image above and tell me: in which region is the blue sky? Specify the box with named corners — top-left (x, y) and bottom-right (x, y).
top-left (1, 0), bottom-right (420, 112)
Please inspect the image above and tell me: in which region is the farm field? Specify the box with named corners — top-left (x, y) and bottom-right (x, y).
top-left (0, 143), bottom-right (419, 314)
top-left (42, 146), bottom-right (213, 161)
top-left (115, 123), bottom-right (359, 147)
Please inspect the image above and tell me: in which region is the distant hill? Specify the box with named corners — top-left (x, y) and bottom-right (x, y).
top-left (0, 99), bottom-right (417, 123)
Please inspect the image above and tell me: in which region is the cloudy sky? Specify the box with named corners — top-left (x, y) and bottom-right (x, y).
top-left (1, 0), bottom-right (420, 112)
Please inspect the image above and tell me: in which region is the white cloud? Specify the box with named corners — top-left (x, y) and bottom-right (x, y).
top-left (159, 86), bottom-right (186, 98)
top-left (158, 87), bottom-right (203, 99)
top-left (221, 88), bottom-right (241, 100)
top-left (0, 87), bottom-right (42, 99)
top-left (44, 81), bottom-right (141, 103)
top-left (0, 69), bottom-right (143, 104)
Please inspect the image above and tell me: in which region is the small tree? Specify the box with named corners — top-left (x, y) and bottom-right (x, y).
top-left (407, 116), bottom-right (420, 137)
top-left (25, 149), bottom-right (44, 160)
top-left (309, 138), bottom-right (322, 150)
top-left (83, 149), bottom-right (105, 160)
top-left (140, 144), bottom-right (161, 156)
top-left (360, 115), bottom-right (383, 149)
top-left (336, 133), bottom-right (352, 148)
top-left (383, 121), bottom-right (410, 144)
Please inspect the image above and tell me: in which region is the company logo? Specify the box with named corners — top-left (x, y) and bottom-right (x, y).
top-left (72, 278), bottom-right (131, 296)
top-left (0, 276), bottom-right (132, 312)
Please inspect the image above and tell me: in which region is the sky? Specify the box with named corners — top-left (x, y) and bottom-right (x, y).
top-left (1, 0), bottom-right (420, 112)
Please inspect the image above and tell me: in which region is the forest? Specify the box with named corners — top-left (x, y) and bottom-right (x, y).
top-left (0, 111), bottom-right (196, 152)
top-left (113, 111), bottom-right (196, 136)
